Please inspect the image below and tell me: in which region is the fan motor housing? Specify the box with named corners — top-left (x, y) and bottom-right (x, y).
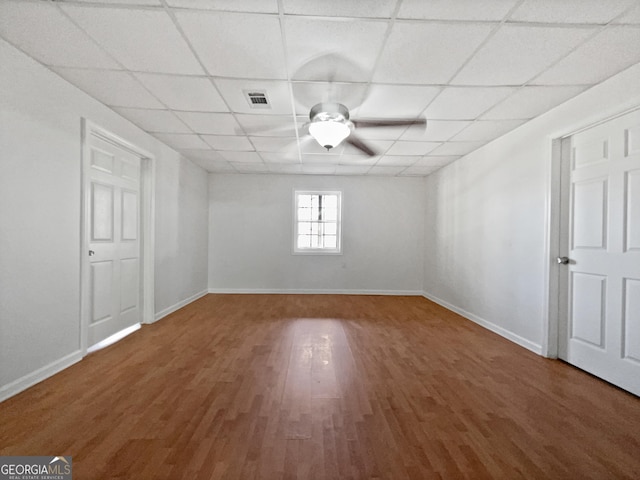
top-left (309, 103), bottom-right (350, 123)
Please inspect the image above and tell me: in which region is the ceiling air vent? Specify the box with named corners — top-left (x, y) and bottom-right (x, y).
top-left (244, 90), bottom-right (270, 109)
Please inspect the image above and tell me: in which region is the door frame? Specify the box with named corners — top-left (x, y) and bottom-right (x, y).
top-left (80, 119), bottom-right (155, 355)
top-left (544, 106), bottom-right (640, 358)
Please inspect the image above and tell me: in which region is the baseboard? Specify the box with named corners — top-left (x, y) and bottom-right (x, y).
top-left (208, 288), bottom-right (424, 296)
top-left (0, 350), bottom-right (83, 403)
top-left (154, 289), bottom-right (209, 322)
top-left (1, 289), bottom-right (209, 403)
top-left (422, 291), bottom-right (543, 355)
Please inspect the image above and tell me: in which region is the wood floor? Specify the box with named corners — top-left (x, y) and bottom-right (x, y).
top-left (1, 295), bottom-right (639, 479)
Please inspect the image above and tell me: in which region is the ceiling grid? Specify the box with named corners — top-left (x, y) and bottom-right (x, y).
top-left (1, 0), bottom-right (639, 176)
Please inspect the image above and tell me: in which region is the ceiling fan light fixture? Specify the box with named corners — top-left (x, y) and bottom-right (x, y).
top-left (309, 121), bottom-right (351, 150)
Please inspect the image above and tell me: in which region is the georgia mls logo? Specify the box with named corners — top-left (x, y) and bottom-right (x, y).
top-left (49, 456), bottom-right (71, 472)
top-left (0, 456), bottom-right (72, 480)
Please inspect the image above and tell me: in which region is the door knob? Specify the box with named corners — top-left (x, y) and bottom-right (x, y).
top-left (556, 256), bottom-right (570, 265)
top-left (89, 250), bottom-right (95, 256)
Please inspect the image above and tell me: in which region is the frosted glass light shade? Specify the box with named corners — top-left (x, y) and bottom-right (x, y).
top-left (309, 121), bottom-right (350, 150)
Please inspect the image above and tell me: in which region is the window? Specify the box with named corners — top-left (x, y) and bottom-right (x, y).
top-left (294, 191), bottom-right (342, 254)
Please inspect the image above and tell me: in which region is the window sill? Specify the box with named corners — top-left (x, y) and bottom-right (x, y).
top-left (292, 249), bottom-right (343, 256)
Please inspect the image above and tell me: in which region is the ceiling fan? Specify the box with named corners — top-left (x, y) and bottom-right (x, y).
top-left (305, 102), bottom-right (426, 156)
top-left (241, 55), bottom-right (426, 157)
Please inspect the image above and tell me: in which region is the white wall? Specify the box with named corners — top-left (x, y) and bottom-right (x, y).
top-left (0, 39), bottom-right (208, 399)
top-left (154, 155), bottom-right (209, 318)
top-left (423, 63), bottom-right (640, 354)
top-left (209, 174), bottom-right (425, 293)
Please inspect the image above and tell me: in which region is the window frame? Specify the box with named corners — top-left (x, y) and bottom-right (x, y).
top-left (292, 190), bottom-right (343, 255)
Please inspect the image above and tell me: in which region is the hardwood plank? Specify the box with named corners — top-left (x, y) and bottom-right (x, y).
top-left (1, 294), bottom-right (639, 479)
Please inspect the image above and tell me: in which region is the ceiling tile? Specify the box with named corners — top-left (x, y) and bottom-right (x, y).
top-left (334, 165), bottom-right (373, 175)
top-left (301, 154), bottom-right (341, 165)
top-left (342, 139), bottom-right (393, 155)
top-left (53, 68), bottom-right (163, 108)
top-left (291, 52), bottom-right (374, 85)
top-left (179, 149), bottom-right (225, 162)
top-left (425, 87), bottom-right (516, 120)
top-left (176, 11), bottom-right (287, 78)
top-left (113, 108), bottom-right (191, 133)
top-left (269, 164), bottom-right (303, 174)
top-left (175, 112), bottom-right (241, 135)
top-left (236, 114), bottom-right (302, 137)
top-left (452, 25), bottom-right (595, 86)
top-left (374, 22), bottom-right (493, 84)
top-left (61, 5), bottom-right (203, 74)
top-left (73, 0), bottom-right (161, 5)
top-left (251, 137), bottom-right (297, 152)
top-left (375, 156), bottom-right (421, 166)
top-left (429, 141), bottom-right (485, 156)
top-left (190, 158), bottom-right (236, 173)
top-left (613, 4), bottom-right (640, 23)
top-left (153, 133), bottom-right (209, 150)
top-left (355, 126), bottom-right (408, 141)
top-left (219, 151), bottom-right (263, 163)
top-left (401, 120), bottom-right (471, 141)
top-left (0, 1), bottom-right (119, 69)
top-left (182, 150), bottom-right (234, 172)
top-left (533, 26), bottom-right (640, 85)
top-left (301, 164), bottom-right (337, 175)
top-left (399, 165), bottom-right (440, 176)
top-left (202, 135), bottom-right (254, 151)
top-left (285, 17), bottom-right (388, 82)
top-left (450, 119), bottom-right (527, 141)
top-left (135, 74), bottom-right (228, 112)
top-left (482, 86), bottom-right (588, 119)
top-left (292, 82), bottom-right (369, 114)
top-left (283, 0), bottom-right (396, 18)
top-left (367, 166), bottom-right (406, 176)
top-left (233, 163), bottom-right (270, 173)
top-left (355, 85), bottom-right (440, 117)
top-left (398, 0), bottom-right (519, 21)
top-left (260, 152), bottom-right (300, 164)
top-left (385, 141), bottom-right (440, 156)
top-left (167, 0), bottom-right (278, 13)
top-left (414, 156), bottom-right (460, 167)
top-left (338, 154), bottom-right (380, 166)
top-left (510, 0), bottom-right (636, 24)
top-left (215, 79), bottom-right (293, 115)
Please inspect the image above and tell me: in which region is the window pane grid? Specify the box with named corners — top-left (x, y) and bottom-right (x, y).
top-left (295, 192), bottom-right (341, 253)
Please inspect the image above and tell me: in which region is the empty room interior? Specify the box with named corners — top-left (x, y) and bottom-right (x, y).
top-left (2, 0), bottom-right (640, 478)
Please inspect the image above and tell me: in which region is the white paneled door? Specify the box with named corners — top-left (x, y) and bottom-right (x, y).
top-left (559, 108), bottom-right (640, 396)
top-left (85, 132), bottom-right (142, 348)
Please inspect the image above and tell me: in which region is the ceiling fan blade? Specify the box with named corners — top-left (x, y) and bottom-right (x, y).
top-left (292, 54), bottom-right (369, 112)
top-left (292, 53), bottom-right (368, 83)
top-left (234, 124), bottom-right (296, 136)
top-left (297, 134), bottom-right (316, 152)
top-left (345, 133), bottom-right (377, 157)
top-left (258, 135), bottom-right (311, 163)
top-left (284, 135), bottom-right (312, 161)
top-left (352, 118), bottom-right (427, 128)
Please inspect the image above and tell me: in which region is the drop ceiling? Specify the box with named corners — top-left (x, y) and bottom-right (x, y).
top-left (2, 0), bottom-right (640, 177)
